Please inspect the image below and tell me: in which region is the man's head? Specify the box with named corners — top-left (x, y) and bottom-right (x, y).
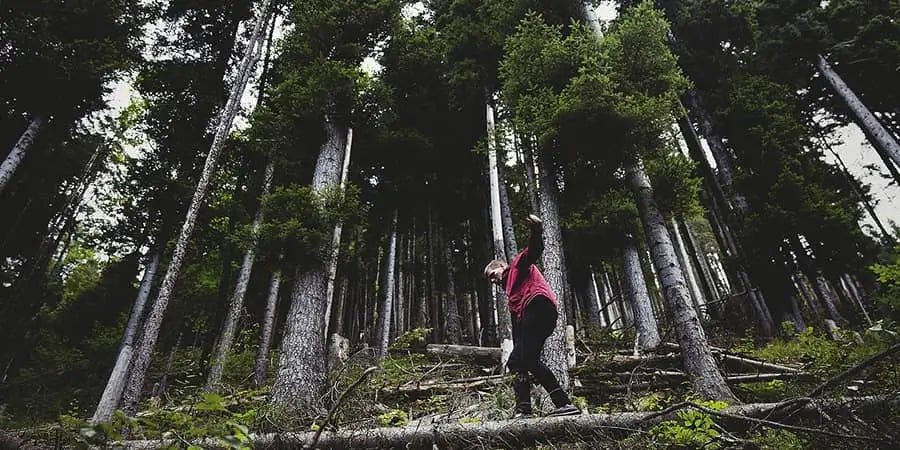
top-left (483, 259), bottom-right (509, 284)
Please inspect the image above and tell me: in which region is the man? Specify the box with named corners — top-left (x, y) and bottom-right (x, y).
top-left (484, 214), bottom-right (580, 418)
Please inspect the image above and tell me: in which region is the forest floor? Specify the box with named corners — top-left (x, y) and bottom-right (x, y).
top-left (3, 325), bottom-right (900, 449)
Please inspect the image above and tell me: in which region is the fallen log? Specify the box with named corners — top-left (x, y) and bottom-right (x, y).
top-left (379, 375), bottom-right (508, 396)
top-left (659, 342), bottom-right (802, 373)
top-left (578, 373), bottom-right (813, 393)
top-left (425, 344), bottom-right (501, 362)
top-left (116, 396), bottom-right (897, 449)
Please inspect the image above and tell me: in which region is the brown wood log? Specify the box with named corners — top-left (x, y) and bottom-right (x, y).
top-left (117, 396), bottom-right (896, 449)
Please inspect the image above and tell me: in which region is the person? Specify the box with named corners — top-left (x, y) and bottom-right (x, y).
top-left (484, 214), bottom-right (580, 418)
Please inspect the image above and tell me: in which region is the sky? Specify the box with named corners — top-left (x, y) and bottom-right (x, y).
top-left (102, 1), bottom-right (899, 243)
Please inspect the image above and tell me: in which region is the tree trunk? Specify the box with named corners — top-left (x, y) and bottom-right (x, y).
top-left (269, 119), bottom-right (347, 413)
top-left (622, 235), bottom-right (661, 350)
top-left (670, 218), bottom-right (706, 319)
top-left (443, 233), bottom-right (463, 345)
top-left (816, 55), bottom-right (900, 170)
top-left (206, 160), bottom-right (275, 392)
top-left (497, 160), bottom-right (518, 261)
top-left (681, 220), bottom-right (719, 313)
top-left (0, 114), bottom-right (45, 195)
top-left (577, 268), bottom-right (602, 330)
top-left (91, 249), bottom-right (161, 423)
top-left (121, 0), bottom-right (272, 415)
top-left (626, 161), bottom-right (737, 402)
top-left (535, 150), bottom-right (571, 385)
top-left (486, 97), bottom-right (513, 343)
top-left (324, 128), bottom-right (354, 331)
top-left (376, 210), bottom-right (399, 358)
top-left (253, 268), bottom-right (281, 388)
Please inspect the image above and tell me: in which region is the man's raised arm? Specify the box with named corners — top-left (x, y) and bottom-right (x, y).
top-left (519, 214), bottom-right (544, 267)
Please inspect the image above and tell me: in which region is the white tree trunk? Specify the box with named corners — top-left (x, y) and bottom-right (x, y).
top-left (376, 210), bottom-right (399, 358)
top-left (486, 97), bottom-right (512, 343)
top-left (622, 235), bottom-right (661, 350)
top-left (253, 268), bottom-right (281, 388)
top-left (627, 161), bottom-right (736, 402)
top-left (816, 55), bottom-right (900, 169)
top-left (671, 218), bottom-right (706, 319)
top-left (0, 114), bottom-right (45, 195)
top-left (205, 160), bottom-right (275, 392)
top-left (324, 128), bottom-right (354, 329)
top-left (91, 250), bottom-right (161, 423)
top-left (269, 119), bottom-right (346, 413)
top-left (122, 0), bottom-right (272, 415)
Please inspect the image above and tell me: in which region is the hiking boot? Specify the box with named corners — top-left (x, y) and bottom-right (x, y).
top-left (547, 404), bottom-right (581, 417)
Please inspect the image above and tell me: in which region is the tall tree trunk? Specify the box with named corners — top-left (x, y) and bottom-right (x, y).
top-left (622, 234), bottom-right (661, 350)
top-left (443, 233), bottom-right (463, 345)
top-left (577, 267), bottom-right (602, 330)
top-left (91, 249), bottom-right (161, 423)
top-left (670, 218), bottom-right (706, 319)
top-left (520, 135), bottom-right (540, 213)
top-left (122, 1), bottom-right (272, 415)
top-left (270, 118), bottom-right (347, 413)
top-left (816, 55), bottom-right (900, 170)
top-left (376, 210), bottom-right (399, 358)
top-left (253, 268), bottom-right (281, 388)
top-left (535, 149), bottom-right (570, 386)
top-left (681, 220), bottom-right (720, 315)
top-left (627, 161), bottom-right (737, 402)
top-left (324, 128), bottom-right (354, 330)
top-left (497, 160), bottom-right (518, 262)
top-left (820, 135), bottom-right (896, 247)
top-left (788, 294), bottom-right (807, 334)
top-left (0, 114), bottom-right (45, 195)
top-left (486, 96), bottom-right (513, 343)
top-left (206, 160), bottom-right (275, 392)
top-left (427, 208), bottom-right (442, 342)
top-left (790, 235), bottom-right (844, 327)
top-left (677, 109), bottom-right (775, 337)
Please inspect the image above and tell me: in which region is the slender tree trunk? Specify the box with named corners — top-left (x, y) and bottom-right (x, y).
top-left (820, 136), bottom-right (895, 247)
top-left (443, 233), bottom-right (463, 345)
top-left (91, 249), bottom-right (161, 423)
top-left (627, 161), bottom-right (737, 402)
top-left (577, 268), bottom-right (602, 330)
top-left (622, 235), bottom-right (661, 350)
top-left (324, 128), bottom-right (354, 330)
top-left (535, 149), bottom-right (570, 385)
top-left (677, 109), bottom-right (774, 337)
top-left (520, 136), bottom-right (540, 213)
top-left (270, 118), bottom-right (347, 413)
top-left (0, 114), bottom-right (45, 195)
top-left (122, 1), bottom-right (272, 415)
top-left (427, 208), bottom-right (442, 342)
top-left (150, 332), bottom-right (182, 404)
top-left (486, 96), bottom-right (513, 343)
top-left (253, 268), bottom-right (281, 388)
top-left (681, 220), bottom-right (719, 313)
top-left (842, 274), bottom-right (872, 326)
top-left (670, 218), bottom-right (706, 319)
top-left (816, 55), bottom-right (900, 170)
top-left (497, 161), bottom-right (518, 262)
top-left (206, 160), bottom-right (275, 392)
top-left (376, 210), bottom-right (399, 358)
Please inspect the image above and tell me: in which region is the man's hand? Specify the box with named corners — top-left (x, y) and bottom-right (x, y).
top-left (526, 214), bottom-right (543, 227)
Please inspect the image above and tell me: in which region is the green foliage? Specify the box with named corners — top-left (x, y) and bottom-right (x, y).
top-left (377, 409), bottom-right (409, 427)
top-left (649, 400), bottom-right (727, 449)
top-left (736, 379), bottom-right (787, 403)
top-left (391, 327), bottom-right (433, 350)
top-left (458, 416), bottom-right (481, 424)
top-left (750, 428), bottom-right (804, 449)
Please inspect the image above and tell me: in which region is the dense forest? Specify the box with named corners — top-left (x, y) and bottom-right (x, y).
top-left (1, 0), bottom-right (899, 448)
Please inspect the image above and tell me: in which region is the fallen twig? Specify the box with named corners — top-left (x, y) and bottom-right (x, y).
top-left (808, 342), bottom-right (900, 397)
top-left (305, 366), bottom-right (378, 449)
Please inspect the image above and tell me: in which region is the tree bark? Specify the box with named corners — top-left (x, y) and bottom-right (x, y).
top-left (324, 128), bottom-right (354, 330)
top-left (486, 96), bottom-right (513, 343)
top-left (627, 161), bottom-right (737, 402)
top-left (0, 114), bottom-right (45, 195)
top-left (121, 0), bottom-right (273, 415)
top-left (253, 268), bottom-right (281, 388)
top-left (269, 119), bottom-right (347, 413)
top-left (535, 150), bottom-right (571, 384)
top-left (376, 210), bottom-right (399, 358)
top-left (206, 160), bottom-right (275, 392)
top-left (91, 249), bottom-right (161, 423)
top-left (443, 234), bottom-right (463, 345)
top-left (816, 55), bottom-right (900, 170)
top-left (670, 218), bottom-right (706, 319)
top-left (622, 235), bottom-right (661, 350)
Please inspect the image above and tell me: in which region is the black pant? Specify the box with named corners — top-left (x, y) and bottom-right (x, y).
top-left (506, 296), bottom-right (567, 412)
